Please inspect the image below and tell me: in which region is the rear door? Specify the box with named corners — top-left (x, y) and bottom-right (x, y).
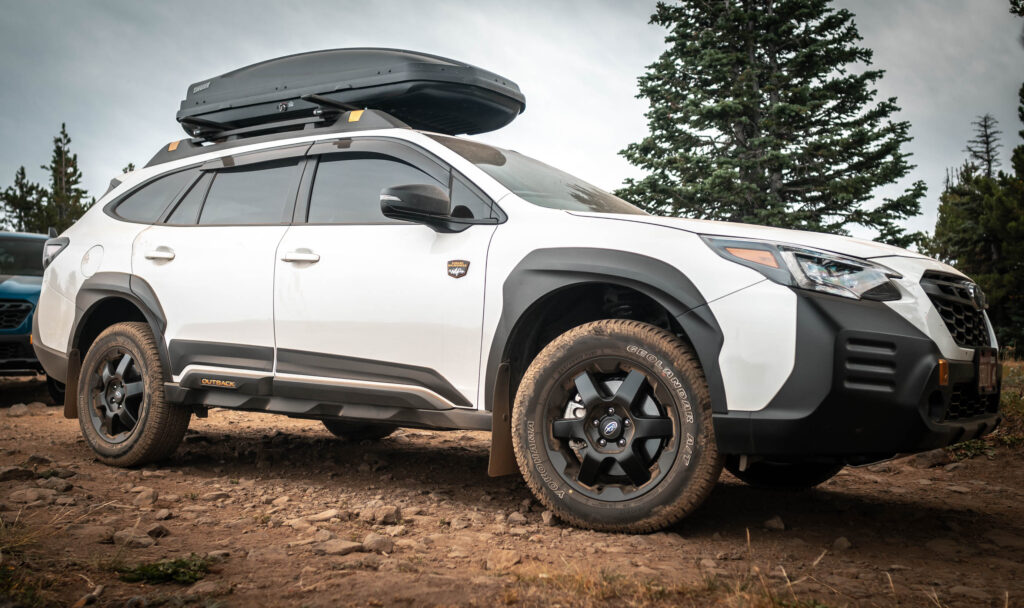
top-left (273, 138), bottom-right (499, 409)
top-left (132, 146), bottom-right (308, 381)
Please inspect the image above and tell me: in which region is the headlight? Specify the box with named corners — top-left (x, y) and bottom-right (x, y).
top-left (702, 236), bottom-right (902, 301)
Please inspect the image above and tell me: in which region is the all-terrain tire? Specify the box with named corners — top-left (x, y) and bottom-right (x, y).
top-left (512, 319), bottom-right (722, 533)
top-left (725, 456), bottom-right (844, 490)
top-left (322, 420), bottom-right (398, 441)
top-left (78, 322), bottom-right (191, 467)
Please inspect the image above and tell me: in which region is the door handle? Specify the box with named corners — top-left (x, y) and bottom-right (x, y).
top-left (144, 247), bottom-right (175, 261)
top-left (281, 251), bottom-right (320, 263)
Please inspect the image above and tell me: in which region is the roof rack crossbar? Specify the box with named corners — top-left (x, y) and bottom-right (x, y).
top-left (187, 114), bottom-right (341, 143)
top-left (301, 93), bottom-right (361, 113)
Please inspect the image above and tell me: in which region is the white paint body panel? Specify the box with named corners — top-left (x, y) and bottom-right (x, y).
top-left (132, 225), bottom-right (287, 358)
top-left (273, 222), bottom-right (495, 404)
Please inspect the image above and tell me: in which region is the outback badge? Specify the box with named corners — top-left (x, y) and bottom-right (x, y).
top-left (447, 260), bottom-right (470, 279)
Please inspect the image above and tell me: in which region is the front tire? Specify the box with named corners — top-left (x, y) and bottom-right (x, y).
top-left (78, 322), bottom-right (190, 467)
top-left (725, 457), bottom-right (844, 490)
top-left (46, 375), bottom-right (65, 405)
top-left (512, 320), bottom-right (722, 533)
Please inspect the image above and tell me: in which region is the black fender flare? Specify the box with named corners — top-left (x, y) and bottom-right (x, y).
top-left (484, 248), bottom-right (727, 475)
top-left (64, 272), bottom-right (172, 417)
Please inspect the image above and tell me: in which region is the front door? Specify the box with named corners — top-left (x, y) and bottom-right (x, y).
top-left (273, 138), bottom-right (498, 409)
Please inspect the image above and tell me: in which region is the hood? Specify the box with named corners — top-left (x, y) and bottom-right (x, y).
top-left (569, 212), bottom-right (930, 261)
top-left (0, 274), bottom-right (43, 298)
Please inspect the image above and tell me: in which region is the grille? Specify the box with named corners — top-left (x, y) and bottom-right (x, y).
top-left (944, 386), bottom-right (999, 422)
top-left (0, 300), bottom-right (33, 330)
top-left (0, 341), bottom-right (33, 360)
top-left (919, 273), bottom-right (990, 348)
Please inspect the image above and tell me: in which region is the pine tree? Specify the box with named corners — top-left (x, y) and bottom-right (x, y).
top-left (930, 97), bottom-right (1024, 349)
top-left (0, 167), bottom-right (47, 233)
top-left (965, 114), bottom-right (1003, 178)
top-left (42, 123), bottom-right (91, 233)
top-left (618, 0), bottom-right (925, 247)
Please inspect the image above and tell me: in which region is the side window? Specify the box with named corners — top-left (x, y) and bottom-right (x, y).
top-left (308, 154), bottom-right (445, 224)
top-left (114, 169), bottom-right (197, 223)
top-left (198, 160), bottom-right (301, 225)
top-left (165, 173), bottom-right (212, 225)
top-left (450, 174), bottom-right (493, 220)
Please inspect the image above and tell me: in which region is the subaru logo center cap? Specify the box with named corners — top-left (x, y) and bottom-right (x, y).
top-left (602, 419), bottom-right (620, 438)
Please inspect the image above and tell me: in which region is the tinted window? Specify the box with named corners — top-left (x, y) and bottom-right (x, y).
top-left (450, 175), bottom-right (492, 220)
top-left (0, 237), bottom-right (44, 277)
top-left (198, 161), bottom-right (300, 225)
top-left (166, 173), bottom-right (211, 225)
top-left (308, 154), bottom-right (444, 224)
top-left (115, 170), bottom-right (196, 223)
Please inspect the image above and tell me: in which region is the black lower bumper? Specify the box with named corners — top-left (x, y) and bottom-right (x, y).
top-left (713, 292), bottom-right (1001, 462)
top-left (0, 333), bottom-right (44, 376)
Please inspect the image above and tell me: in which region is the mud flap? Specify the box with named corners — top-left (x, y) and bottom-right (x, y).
top-left (63, 349), bottom-right (80, 419)
top-left (488, 362), bottom-right (518, 477)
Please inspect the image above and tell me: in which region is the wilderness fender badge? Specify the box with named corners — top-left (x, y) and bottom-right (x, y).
top-left (447, 260), bottom-right (470, 279)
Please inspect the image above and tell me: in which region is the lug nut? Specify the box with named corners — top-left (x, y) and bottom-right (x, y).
top-left (593, 419), bottom-right (600, 426)
top-left (598, 438), bottom-right (607, 447)
top-left (607, 407), bottom-right (615, 414)
top-left (623, 419), bottom-right (631, 427)
top-left (618, 438), bottom-right (627, 447)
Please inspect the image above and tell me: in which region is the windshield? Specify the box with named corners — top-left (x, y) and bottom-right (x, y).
top-left (429, 135), bottom-right (646, 215)
top-left (0, 236), bottom-right (45, 277)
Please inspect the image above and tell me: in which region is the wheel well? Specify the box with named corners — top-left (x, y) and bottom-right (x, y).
top-left (502, 283), bottom-right (685, 407)
top-left (75, 297), bottom-right (148, 355)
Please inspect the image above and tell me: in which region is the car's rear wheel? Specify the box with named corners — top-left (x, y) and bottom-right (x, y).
top-left (512, 319), bottom-right (722, 533)
top-left (78, 322), bottom-right (190, 467)
top-left (46, 376), bottom-right (65, 405)
top-left (724, 456), bottom-right (844, 490)
top-left (322, 419), bottom-right (397, 441)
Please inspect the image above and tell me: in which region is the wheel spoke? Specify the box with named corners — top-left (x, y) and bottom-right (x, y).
top-left (98, 410), bottom-right (114, 436)
top-left (114, 353), bottom-right (133, 378)
top-left (616, 448), bottom-right (652, 486)
top-left (117, 405), bottom-right (138, 428)
top-left (123, 381), bottom-right (144, 399)
top-left (576, 451), bottom-right (607, 486)
top-left (101, 362), bottom-right (113, 385)
top-left (551, 418), bottom-right (586, 441)
top-left (573, 371), bottom-right (604, 406)
top-left (631, 416), bottom-right (673, 439)
top-left (614, 369), bottom-right (648, 411)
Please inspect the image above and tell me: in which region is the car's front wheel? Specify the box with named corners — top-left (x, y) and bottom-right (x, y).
top-left (512, 319), bottom-right (722, 533)
top-left (78, 322), bottom-right (190, 467)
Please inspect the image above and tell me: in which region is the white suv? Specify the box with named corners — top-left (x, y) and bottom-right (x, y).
top-left (32, 50), bottom-right (1002, 532)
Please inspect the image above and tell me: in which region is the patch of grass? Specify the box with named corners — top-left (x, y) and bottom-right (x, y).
top-left (946, 363), bottom-right (1024, 460)
top-left (116, 554), bottom-right (212, 584)
top-left (0, 563), bottom-right (53, 608)
top-left (948, 438), bottom-right (996, 461)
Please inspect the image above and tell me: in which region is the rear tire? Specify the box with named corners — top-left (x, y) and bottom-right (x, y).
top-left (46, 376), bottom-right (65, 405)
top-left (725, 456), bottom-right (844, 490)
top-left (322, 420), bottom-right (397, 441)
top-left (77, 322), bottom-right (190, 467)
top-left (512, 319), bottom-right (722, 533)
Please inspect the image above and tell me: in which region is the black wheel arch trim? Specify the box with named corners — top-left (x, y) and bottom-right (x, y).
top-left (71, 272), bottom-right (171, 379)
top-left (484, 247), bottom-right (727, 414)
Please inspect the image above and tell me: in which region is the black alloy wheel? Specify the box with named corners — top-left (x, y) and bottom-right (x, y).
top-left (86, 349), bottom-right (145, 443)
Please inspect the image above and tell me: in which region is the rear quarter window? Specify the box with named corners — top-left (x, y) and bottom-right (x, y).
top-left (113, 169), bottom-right (197, 223)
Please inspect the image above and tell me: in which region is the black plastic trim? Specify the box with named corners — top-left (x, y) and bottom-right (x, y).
top-left (713, 292), bottom-right (1002, 458)
top-left (276, 348), bottom-right (472, 408)
top-left (168, 340), bottom-right (274, 376)
top-left (485, 247), bottom-right (726, 413)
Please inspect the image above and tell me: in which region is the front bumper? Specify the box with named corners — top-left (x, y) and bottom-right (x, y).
top-left (713, 292), bottom-right (1001, 461)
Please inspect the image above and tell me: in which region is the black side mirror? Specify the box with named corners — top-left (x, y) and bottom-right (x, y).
top-left (380, 184), bottom-right (459, 232)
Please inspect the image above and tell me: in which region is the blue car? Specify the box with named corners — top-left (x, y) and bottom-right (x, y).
top-left (1, 231), bottom-right (63, 402)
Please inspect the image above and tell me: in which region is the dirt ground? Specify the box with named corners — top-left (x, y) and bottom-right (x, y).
top-left (2, 373), bottom-right (1023, 608)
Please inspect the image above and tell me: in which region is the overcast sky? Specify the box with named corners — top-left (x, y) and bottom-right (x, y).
top-left (1, 0), bottom-right (1021, 239)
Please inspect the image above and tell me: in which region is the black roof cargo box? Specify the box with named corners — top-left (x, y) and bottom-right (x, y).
top-left (177, 48), bottom-right (525, 138)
